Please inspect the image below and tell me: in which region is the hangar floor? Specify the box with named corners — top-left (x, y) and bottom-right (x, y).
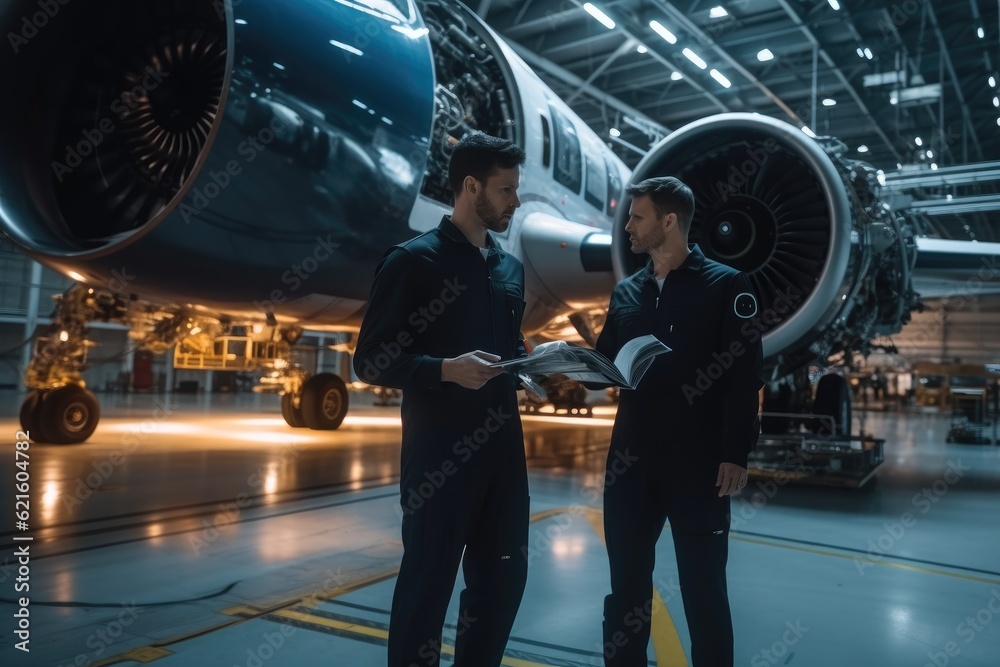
top-left (0, 389), bottom-right (998, 667)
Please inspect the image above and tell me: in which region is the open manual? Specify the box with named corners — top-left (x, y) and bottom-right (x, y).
top-left (490, 334), bottom-right (671, 390)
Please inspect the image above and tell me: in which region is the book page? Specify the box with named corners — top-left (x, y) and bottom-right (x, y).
top-left (613, 334), bottom-right (671, 387)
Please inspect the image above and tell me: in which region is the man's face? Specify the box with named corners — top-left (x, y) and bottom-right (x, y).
top-left (624, 195), bottom-right (670, 254)
top-left (474, 166), bottom-right (521, 233)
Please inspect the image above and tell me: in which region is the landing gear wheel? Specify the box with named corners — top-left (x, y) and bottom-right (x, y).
top-left (300, 373), bottom-right (349, 430)
top-left (281, 393), bottom-right (306, 428)
top-left (37, 386), bottom-right (100, 444)
top-left (19, 391), bottom-right (44, 440)
top-left (813, 374), bottom-right (852, 437)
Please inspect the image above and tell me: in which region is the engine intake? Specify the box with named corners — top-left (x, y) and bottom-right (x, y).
top-left (614, 113), bottom-right (916, 372)
top-left (0, 0), bottom-right (229, 254)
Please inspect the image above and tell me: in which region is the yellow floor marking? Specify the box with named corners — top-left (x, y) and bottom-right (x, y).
top-left (582, 508), bottom-right (690, 667)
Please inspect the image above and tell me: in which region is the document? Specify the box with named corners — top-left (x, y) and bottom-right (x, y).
top-left (491, 334), bottom-right (671, 389)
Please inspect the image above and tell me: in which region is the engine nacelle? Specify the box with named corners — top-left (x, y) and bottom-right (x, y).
top-left (614, 113), bottom-right (917, 374)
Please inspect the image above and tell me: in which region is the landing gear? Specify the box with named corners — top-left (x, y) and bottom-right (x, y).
top-left (280, 393), bottom-right (306, 428)
top-left (299, 373), bottom-right (349, 430)
top-left (19, 386), bottom-right (101, 444)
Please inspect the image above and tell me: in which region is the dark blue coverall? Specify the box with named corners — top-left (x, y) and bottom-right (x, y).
top-left (354, 216), bottom-right (529, 667)
top-left (595, 245), bottom-right (764, 667)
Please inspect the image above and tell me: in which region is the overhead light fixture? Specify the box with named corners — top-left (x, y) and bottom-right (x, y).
top-left (876, 170), bottom-right (886, 186)
top-left (889, 92), bottom-right (898, 104)
top-left (637, 44), bottom-right (647, 53)
top-left (822, 98), bottom-right (836, 106)
top-left (583, 3), bottom-right (615, 30)
top-left (930, 163), bottom-right (938, 170)
top-left (926, 150), bottom-right (934, 159)
top-left (757, 48), bottom-right (774, 62)
top-left (857, 145), bottom-right (869, 153)
top-left (670, 71), bottom-right (683, 80)
top-left (863, 47), bottom-right (873, 60)
top-left (996, 117), bottom-right (1000, 127)
top-left (710, 69), bottom-right (731, 88)
top-left (67, 271), bottom-right (86, 282)
top-left (857, 47), bottom-right (865, 58)
top-left (682, 48), bottom-right (707, 69)
top-left (828, 0), bottom-right (841, 9)
top-left (649, 20), bottom-right (677, 44)
top-left (991, 75), bottom-right (997, 88)
top-left (977, 26), bottom-right (985, 39)
top-left (993, 96), bottom-right (999, 108)
top-left (946, 194), bottom-right (953, 200)
top-left (609, 127), bottom-right (621, 137)
top-left (710, 6), bottom-right (728, 18)
top-left (915, 136), bottom-right (923, 146)
top-left (801, 125), bottom-right (817, 138)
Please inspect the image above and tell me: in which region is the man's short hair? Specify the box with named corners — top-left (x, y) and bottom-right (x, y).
top-left (625, 176), bottom-right (695, 234)
top-left (448, 132), bottom-right (526, 196)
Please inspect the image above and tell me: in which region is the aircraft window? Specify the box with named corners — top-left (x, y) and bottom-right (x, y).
top-left (584, 154), bottom-right (605, 210)
top-left (548, 104), bottom-right (581, 193)
top-left (605, 156), bottom-right (622, 217)
top-left (540, 114), bottom-right (551, 168)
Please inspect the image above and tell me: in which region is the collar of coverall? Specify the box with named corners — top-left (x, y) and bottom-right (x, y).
top-left (639, 243), bottom-right (705, 283)
top-left (438, 215), bottom-right (502, 254)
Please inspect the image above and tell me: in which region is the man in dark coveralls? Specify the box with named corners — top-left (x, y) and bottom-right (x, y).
top-left (354, 133), bottom-right (531, 667)
top-left (595, 177), bottom-right (764, 666)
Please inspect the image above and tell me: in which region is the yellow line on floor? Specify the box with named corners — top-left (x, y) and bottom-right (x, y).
top-left (267, 608), bottom-right (552, 666)
top-left (732, 535), bottom-right (1000, 585)
top-left (579, 507), bottom-right (689, 667)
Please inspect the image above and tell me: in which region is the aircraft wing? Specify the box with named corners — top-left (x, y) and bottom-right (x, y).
top-left (912, 238), bottom-right (1000, 298)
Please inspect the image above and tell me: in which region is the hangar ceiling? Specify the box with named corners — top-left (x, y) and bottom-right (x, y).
top-left (479, 0), bottom-right (1000, 244)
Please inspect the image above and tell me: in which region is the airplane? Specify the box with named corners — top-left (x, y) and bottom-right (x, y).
top-left (1, 0), bottom-right (998, 454)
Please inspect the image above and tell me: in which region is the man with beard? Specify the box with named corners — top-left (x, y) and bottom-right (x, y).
top-left (355, 132), bottom-right (532, 667)
top-left (595, 177), bottom-right (764, 666)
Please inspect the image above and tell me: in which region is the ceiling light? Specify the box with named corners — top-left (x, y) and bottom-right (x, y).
top-left (636, 44), bottom-right (647, 53)
top-left (876, 170), bottom-right (886, 186)
top-left (914, 137), bottom-right (923, 146)
top-left (990, 76), bottom-right (997, 88)
top-left (67, 271), bottom-right (86, 282)
top-left (889, 92), bottom-right (898, 104)
top-left (710, 6), bottom-right (728, 18)
top-left (926, 150), bottom-right (934, 159)
top-left (649, 20), bottom-right (677, 44)
top-left (993, 96), bottom-right (999, 108)
top-left (609, 127), bottom-right (621, 137)
top-left (822, 98), bottom-right (836, 106)
top-left (670, 71), bottom-right (683, 80)
top-left (682, 48), bottom-right (707, 69)
top-left (857, 145), bottom-right (869, 153)
top-left (930, 163), bottom-right (938, 170)
top-left (583, 3), bottom-right (615, 29)
top-left (828, 0), bottom-right (841, 9)
top-left (710, 69), bottom-right (731, 88)
top-left (757, 48), bottom-right (774, 62)
top-left (801, 125), bottom-right (817, 138)
top-left (946, 194), bottom-right (953, 200)
top-left (864, 47), bottom-right (873, 60)
top-left (857, 47), bottom-right (865, 58)
top-left (996, 117), bottom-right (1000, 127)
top-left (977, 26), bottom-right (985, 39)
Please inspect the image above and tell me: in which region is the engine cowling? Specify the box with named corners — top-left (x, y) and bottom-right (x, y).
top-left (614, 113), bottom-right (917, 374)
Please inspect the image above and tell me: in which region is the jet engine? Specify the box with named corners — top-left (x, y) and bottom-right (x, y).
top-left (614, 113), bottom-right (918, 378)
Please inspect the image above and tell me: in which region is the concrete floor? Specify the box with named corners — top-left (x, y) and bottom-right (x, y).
top-left (0, 389), bottom-right (998, 666)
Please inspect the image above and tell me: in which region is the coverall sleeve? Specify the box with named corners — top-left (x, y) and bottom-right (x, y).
top-left (353, 248), bottom-right (443, 391)
top-left (581, 292), bottom-right (622, 390)
top-left (719, 273), bottom-right (765, 467)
